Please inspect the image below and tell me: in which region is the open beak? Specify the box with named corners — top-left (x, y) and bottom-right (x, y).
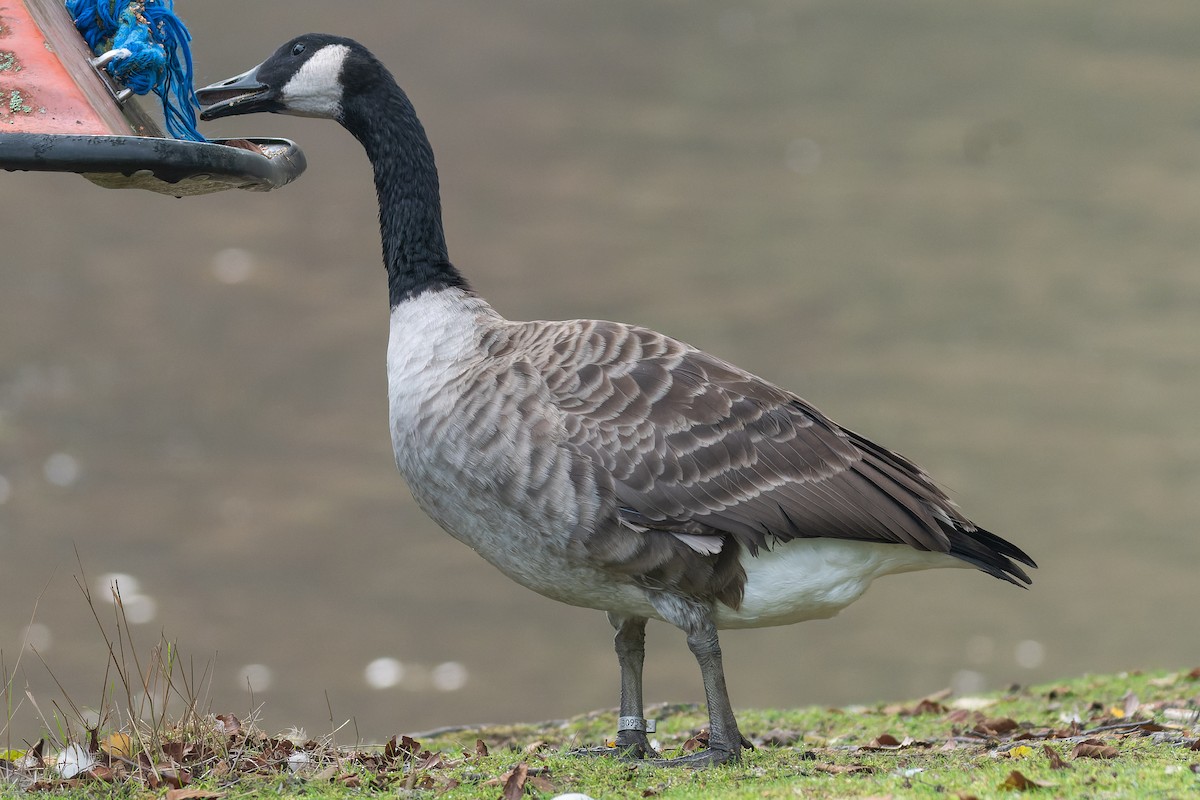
top-left (197, 64), bottom-right (277, 120)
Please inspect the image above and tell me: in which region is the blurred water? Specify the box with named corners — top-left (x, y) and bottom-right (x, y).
top-left (2, 1), bottom-right (1199, 744)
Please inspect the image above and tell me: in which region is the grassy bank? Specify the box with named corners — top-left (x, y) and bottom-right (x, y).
top-left (2, 668), bottom-right (1197, 799)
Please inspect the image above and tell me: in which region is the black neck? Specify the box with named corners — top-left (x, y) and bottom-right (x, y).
top-left (340, 76), bottom-right (469, 307)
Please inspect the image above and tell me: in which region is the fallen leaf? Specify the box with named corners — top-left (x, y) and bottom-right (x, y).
top-left (1190, 739), bottom-right (1200, 752)
top-left (1148, 673), bottom-right (1180, 688)
top-left (1007, 745), bottom-right (1034, 759)
top-left (1071, 740), bottom-right (1119, 760)
top-left (475, 739), bottom-right (489, 757)
top-left (953, 794), bottom-right (981, 800)
top-left (522, 740), bottom-right (549, 756)
top-left (162, 741), bottom-right (195, 763)
top-left (1122, 691), bottom-right (1140, 718)
top-left (951, 696), bottom-right (998, 711)
top-left (1042, 744), bottom-right (1071, 770)
top-left (974, 717), bottom-right (1020, 737)
top-left (527, 774), bottom-right (556, 793)
top-left (999, 770), bottom-right (1055, 791)
top-left (811, 762), bottom-right (875, 775)
top-left (866, 733), bottom-right (903, 749)
top-left (758, 729), bottom-right (802, 746)
top-left (907, 698), bottom-right (949, 716)
top-left (165, 790), bottom-right (226, 800)
top-left (311, 764), bottom-right (338, 782)
top-left (501, 762), bottom-right (528, 800)
top-left (101, 733), bottom-right (133, 759)
top-left (85, 764), bottom-right (116, 782)
top-left (1185, 667), bottom-right (1200, 681)
top-left (214, 714), bottom-right (241, 736)
top-left (156, 766), bottom-right (192, 789)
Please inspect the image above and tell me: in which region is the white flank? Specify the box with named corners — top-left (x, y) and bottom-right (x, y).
top-left (715, 538), bottom-right (964, 629)
top-left (281, 44), bottom-right (351, 118)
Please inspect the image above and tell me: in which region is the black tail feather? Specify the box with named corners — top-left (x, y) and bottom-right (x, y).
top-left (945, 522), bottom-right (1037, 587)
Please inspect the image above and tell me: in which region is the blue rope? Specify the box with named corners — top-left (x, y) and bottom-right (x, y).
top-left (64, 0), bottom-right (205, 142)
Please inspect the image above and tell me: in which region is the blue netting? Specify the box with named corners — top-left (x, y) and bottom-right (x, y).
top-left (65, 0), bottom-right (205, 142)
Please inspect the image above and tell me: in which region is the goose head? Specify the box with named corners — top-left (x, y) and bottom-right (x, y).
top-left (198, 34), bottom-right (376, 122)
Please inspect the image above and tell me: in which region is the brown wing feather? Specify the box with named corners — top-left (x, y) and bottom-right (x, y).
top-left (506, 319), bottom-right (1034, 599)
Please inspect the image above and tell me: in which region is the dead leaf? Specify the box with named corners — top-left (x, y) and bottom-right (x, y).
top-left (214, 714), bottom-right (241, 736)
top-left (974, 717), bottom-right (1020, 737)
top-left (682, 730), bottom-right (709, 752)
top-left (156, 766), bottom-right (192, 789)
top-left (811, 762), bottom-right (875, 775)
top-left (953, 794), bottom-right (981, 800)
top-left (907, 698), bottom-right (949, 716)
top-left (161, 741), bottom-right (195, 763)
top-left (100, 732), bottom-right (133, 759)
top-left (1185, 667), bottom-right (1200, 681)
top-left (312, 764), bottom-right (338, 782)
top-left (501, 762), bottom-right (528, 800)
top-left (1006, 745), bottom-right (1034, 759)
top-left (758, 728), bottom-right (802, 746)
top-left (85, 764), bottom-right (116, 782)
top-left (522, 740), bottom-right (549, 756)
top-left (1122, 691), bottom-right (1140, 718)
top-left (866, 733), bottom-right (903, 749)
top-left (1071, 740), bottom-right (1119, 760)
top-left (999, 769), bottom-right (1055, 791)
top-left (1042, 744), bottom-right (1071, 770)
top-left (1190, 739), bottom-right (1200, 752)
top-left (165, 790), bottom-right (225, 800)
top-left (527, 774), bottom-right (556, 793)
top-left (475, 739), bottom-right (489, 757)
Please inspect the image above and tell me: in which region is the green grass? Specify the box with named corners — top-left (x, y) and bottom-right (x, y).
top-left (3, 669), bottom-right (1197, 799)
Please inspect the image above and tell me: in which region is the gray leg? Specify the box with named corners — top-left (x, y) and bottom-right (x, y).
top-left (683, 620), bottom-right (743, 764)
top-left (608, 613), bottom-right (657, 759)
top-left (647, 594), bottom-right (746, 766)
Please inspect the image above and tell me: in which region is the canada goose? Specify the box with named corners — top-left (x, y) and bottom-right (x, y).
top-left (198, 35), bottom-right (1036, 766)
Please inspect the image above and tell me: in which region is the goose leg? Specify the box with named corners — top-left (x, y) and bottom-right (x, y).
top-left (674, 620), bottom-right (744, 765)
top-left (648, 595), bottom-right (746, 767)
top-left (608, 613), bottom-right (658, 759)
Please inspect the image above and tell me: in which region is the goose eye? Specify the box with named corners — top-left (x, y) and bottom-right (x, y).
top-left (291, 42), bottom-right (306, 56)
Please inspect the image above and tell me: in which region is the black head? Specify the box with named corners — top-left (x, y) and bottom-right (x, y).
top-left (198, 34), bottom-right (384, 122)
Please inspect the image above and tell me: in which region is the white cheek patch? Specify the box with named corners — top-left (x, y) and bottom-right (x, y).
top-left (280, 44), bottom-right (351, 118)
